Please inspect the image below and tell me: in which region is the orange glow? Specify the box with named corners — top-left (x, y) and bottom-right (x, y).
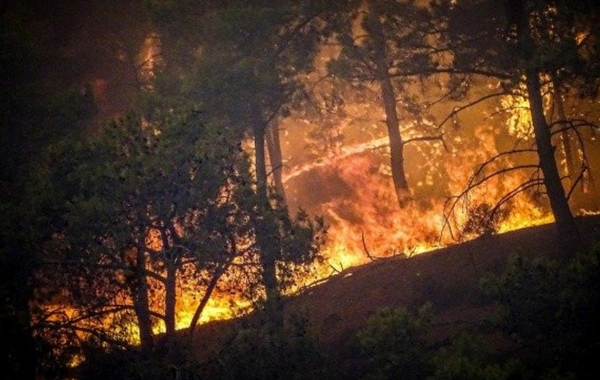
top-left (282, 120), bottom-right (553, 279)
top-left (46, 119), bottom-right (554, 353)
top-left (42, 19), bottom-right (594, 353)
top-left (138, 32), bottom-right (162, 89)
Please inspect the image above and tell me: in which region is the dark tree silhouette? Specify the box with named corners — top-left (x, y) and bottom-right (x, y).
top-left (327, 0), bottom-right (445, 205)
top-left (437, 0), bottom-right (600, 249)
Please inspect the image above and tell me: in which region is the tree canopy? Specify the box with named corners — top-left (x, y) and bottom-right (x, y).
top-left (4, 0), bottom-right (600, 377)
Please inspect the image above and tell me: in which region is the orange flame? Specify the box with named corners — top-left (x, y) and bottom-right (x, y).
top-left (283, 122), bottom-right (553, 280)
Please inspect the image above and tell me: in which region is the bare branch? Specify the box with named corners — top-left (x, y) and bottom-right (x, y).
top-left (327, 261), bottom-right (344, 276)
top-left (550, 118), bottom-right (600, 134)
top-left (437, 91), bottom-right (508, 129)
top-left (186, 234), bottom-right (241, 342)
top-left (404, 134), bottom-right (447, 151)
top-left (361, 230), bottom-right (385, 261)
top-left (390, 67), bottom-right (513, 81)
top-left (441, 145), bottom-right (543, 241)
top-left (566, 166), bottom-right (585, 200)
top-left (493, 178), bottom-right (545, 213)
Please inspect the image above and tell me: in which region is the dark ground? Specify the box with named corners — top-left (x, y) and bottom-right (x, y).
top-left (189, 215), bottom-right (600, 376)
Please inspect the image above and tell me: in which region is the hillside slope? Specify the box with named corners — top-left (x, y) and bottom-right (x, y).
top-left (191, 215), bottom-right (600, 376)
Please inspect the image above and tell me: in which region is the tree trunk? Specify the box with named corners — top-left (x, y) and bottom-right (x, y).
top-left (132, 247), bottom-right (154, 352)
top-left (186, 258), bottom-right (232, 345)
top-left (380, 79), bottom-right (409, 201)
top-left (266, 124), bottom-right (287, 207)
top-left (554, 83), bottom-right (587, 196)
top-left (254, 124), bottom-right (283, 327)
top-left (164, 260), bottom-right (176, 340)
top-left (553, 82), bottom-right (577, 184)
top-left (511, 0), bottom-right (580, 251)
top-left (525, 70), bottom-right (579, 249)
top-left (367, 3), bottom-right (410, 206)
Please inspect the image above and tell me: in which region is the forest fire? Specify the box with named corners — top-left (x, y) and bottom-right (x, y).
top-left (280, 124), bottom-right (554, 280)
top-left (111, 88), bottom-right (564, 335)
top-left (34, 115), bottom-right (560, 364)
top-left (8, 1), bottom-right (600, 378)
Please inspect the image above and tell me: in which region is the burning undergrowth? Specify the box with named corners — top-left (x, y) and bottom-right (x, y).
top-left (282, 123), bottom-right (554, 277)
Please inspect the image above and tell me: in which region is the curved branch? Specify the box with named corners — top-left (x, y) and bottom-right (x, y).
top-left (437, 91), bottom-right (509, 128)
top-left (549, 118), bottom-right (600, 134)
top-left (390, 67), bottom-right (514, 81)
top-left (566, 163), bottom-right (589, 200)
top-left (404, 134), bottom-right (447, 151)
top-left (469, 164), bottom-right (539, 191)
top-left (38, 323), bottom-right (131, 349)
top-left (441, 157), bottom-right (542, 241)
top-left (471, 148), bottom-right (537, 175)
top-left (361, 230), bottom-right (386, 261)
top-left (493, 178), bottom-right (545, 214)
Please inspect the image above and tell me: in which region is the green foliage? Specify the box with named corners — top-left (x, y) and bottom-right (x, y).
top-left (357, 304), bottom-right (433, 380)
top-left (480, 253), bottom-right (564, 339)
top-left (149, 0), bottom-right (325, 130)
top-left (148, 1), bottom-right (330, 328)
top-left (77, 345), bottom-right (187, 380)
top-left (328, 0), bottom-right (438, 82)
top-left (54, 108), bottom-right (250, 258)
top-left (203, 312), bottom-right (323, 380)
top-left (558, 244), bottom-right (600, 354)
top-left (355, 244), bottom-right (600, 380)
top-left (480, 245), bottom-right (600, 377)
top-left (426, 244), bottom-right (600, 380)
top-left (430, 333), bottom-right (524, 380)
top-left (34, 106), bottom-right (256, 361)
top-left (33, 98), bottom-right (328, 372)
top-left (276, 209), bottom-right (327, 292)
